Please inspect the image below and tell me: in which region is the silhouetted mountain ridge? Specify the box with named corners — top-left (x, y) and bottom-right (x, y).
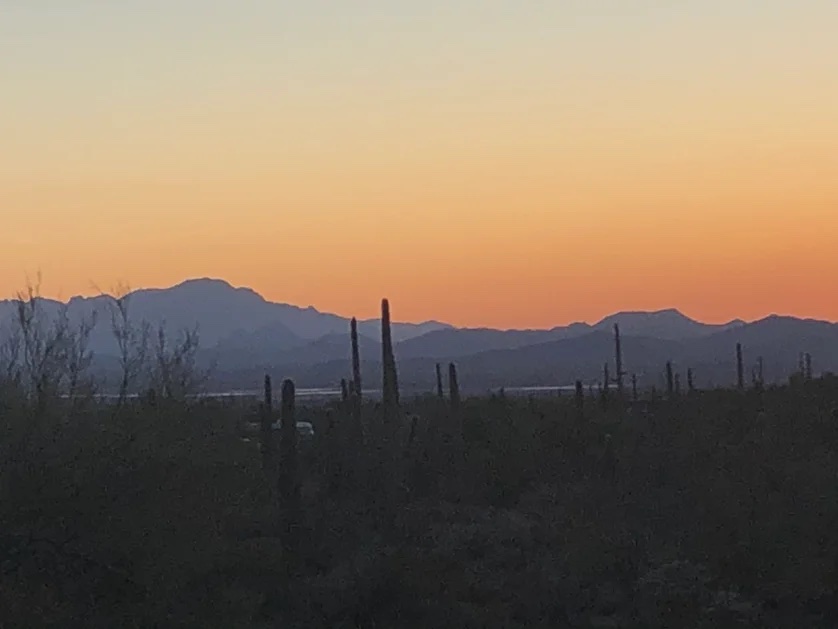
top-left (592, 308), bottom-right (745, 339)
top-left (0, 278), bottom-right (834, 391)
top-left (0, 278), bottom-right (450, 355)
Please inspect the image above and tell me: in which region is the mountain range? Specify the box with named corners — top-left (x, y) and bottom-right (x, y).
top-left (0, 278), bottom-right (834, 393)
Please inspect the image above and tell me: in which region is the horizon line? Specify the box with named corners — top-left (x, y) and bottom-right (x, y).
top-left (1, 275), bottom-right (835, 330)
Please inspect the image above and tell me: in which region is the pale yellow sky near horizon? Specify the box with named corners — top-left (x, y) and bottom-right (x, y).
top-left (2, 1), bottom-right (837, 327)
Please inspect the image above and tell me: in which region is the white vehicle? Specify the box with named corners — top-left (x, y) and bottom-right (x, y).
top-left (272, 420), bottom-right (315, 440)
top-left (243, 420), bottom-right (315, 440)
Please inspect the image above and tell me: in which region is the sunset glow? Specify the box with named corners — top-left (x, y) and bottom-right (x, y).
top-left (2, 1), bottom-right (837, 328)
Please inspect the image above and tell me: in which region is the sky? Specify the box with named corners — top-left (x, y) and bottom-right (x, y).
top-left (2, 1), bottom-right (837, 328)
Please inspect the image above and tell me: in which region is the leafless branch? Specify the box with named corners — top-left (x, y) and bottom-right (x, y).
top-left (105, 282), bottom-right (150, 408)
top-left (148, 323), bottom-right (210, 403)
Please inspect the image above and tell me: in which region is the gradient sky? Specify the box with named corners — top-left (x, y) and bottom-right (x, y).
top-left (2, 1), bottom-right (837, 328)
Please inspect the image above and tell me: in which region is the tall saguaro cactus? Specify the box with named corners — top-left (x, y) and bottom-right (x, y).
top-left (448, 363), bottom-right (460, 412)
top-left (614, 324), bottom-right (624, 396)
top-left (381, 299), bottom-right (400, 421)
top-left (279, 379), bottom-right (299, 508)
top-left (687, 368), bottom-right (695, 394)
top-left (631, 374), bottom-right (638, 402)
top-left (348, 384), bottom-right (363, 444)
top-left (736, 343), bottom-right (744, 390)
top-left (804, 352), bottom-right (813, 381)
top-left (444, 363), bottom-right (463, 447)
top-left (260, 374), bottom-right (274, 470)
top-left (601, 362), bottom-right (610, 407)
top-left (350, 317), bottom-right (362, 400)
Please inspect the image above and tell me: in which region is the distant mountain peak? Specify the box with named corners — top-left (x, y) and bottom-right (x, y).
top-left (170, 277), bottom-right (249, 293)
top-left (594, 308), bottom-right (695, 327)
top-left (633, 308), bottom-right (685, 317)
top-left (175, 277), bottom-right (234, 289)
top-left (756, 313), bottom-right (832, 326)
top-left (155, 277), bottom-right (265, 302)
top-left (588, 308), bottom-right (743, 341)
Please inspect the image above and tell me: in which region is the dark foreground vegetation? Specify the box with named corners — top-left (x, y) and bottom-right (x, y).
top-left (1, 292), bottom-right (837, 627)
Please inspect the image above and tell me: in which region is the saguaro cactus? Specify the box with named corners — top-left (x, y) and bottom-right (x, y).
top-left (804, 352), bottom-right (813, 381)
top-left (279, 379), bottom-right (299, 508)
top-left (260, 374), bottom-right (274, 469)
top-left (436, 363), bottom-right (444, 399)
top-left (614, 324), bottom-right (624, 396)
top-left (736, 343), bottom-right (744, 390)
top-left (687, 368), bottom-right (695, 394)
top-left (381, 299), bottom-right (400, 420)
top-left (601, 363), bottom-right (610, 408)
top-left (349, 386), bottom-right (363, 444)
top-left (350, 317), bottom-right (362, 400)
top-left (631, 373), bottom-right (638, 402)
top-left (340, 378), bottom-right (348, 402)
top-left (448, 362), bottom-right (460, 412)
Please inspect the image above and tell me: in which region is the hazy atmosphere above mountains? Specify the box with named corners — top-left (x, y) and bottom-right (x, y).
top-left (3, 2), bottom-right (838, 327)
top-left (2, 278), bottom-right (836, 392)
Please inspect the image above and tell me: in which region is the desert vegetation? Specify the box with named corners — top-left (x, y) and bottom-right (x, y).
top-left (1, 288), bottom-right (837, 627)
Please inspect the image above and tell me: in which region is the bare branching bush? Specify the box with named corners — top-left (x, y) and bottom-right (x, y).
top-left (0, 318), bottom-right (22, 385)
top-left (106, 282), bottom-right (151, 408)
top-left (148, 323), bottom-right (210, 402)
top-left (0, 280), bottom-right (101, 509)
top-left (59, 305), bottom-right (98, 413)
top-left (6, 280), bottom-right (97, 413)
top-left (15, 283), bottom-right (70, 410)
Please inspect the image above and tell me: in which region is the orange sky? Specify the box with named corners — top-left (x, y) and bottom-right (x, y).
top-left (2, 2), bottom-right (837, 328)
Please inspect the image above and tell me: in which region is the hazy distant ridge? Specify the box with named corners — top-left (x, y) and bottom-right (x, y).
top-left (0, 278), bottom-right (833, 391)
